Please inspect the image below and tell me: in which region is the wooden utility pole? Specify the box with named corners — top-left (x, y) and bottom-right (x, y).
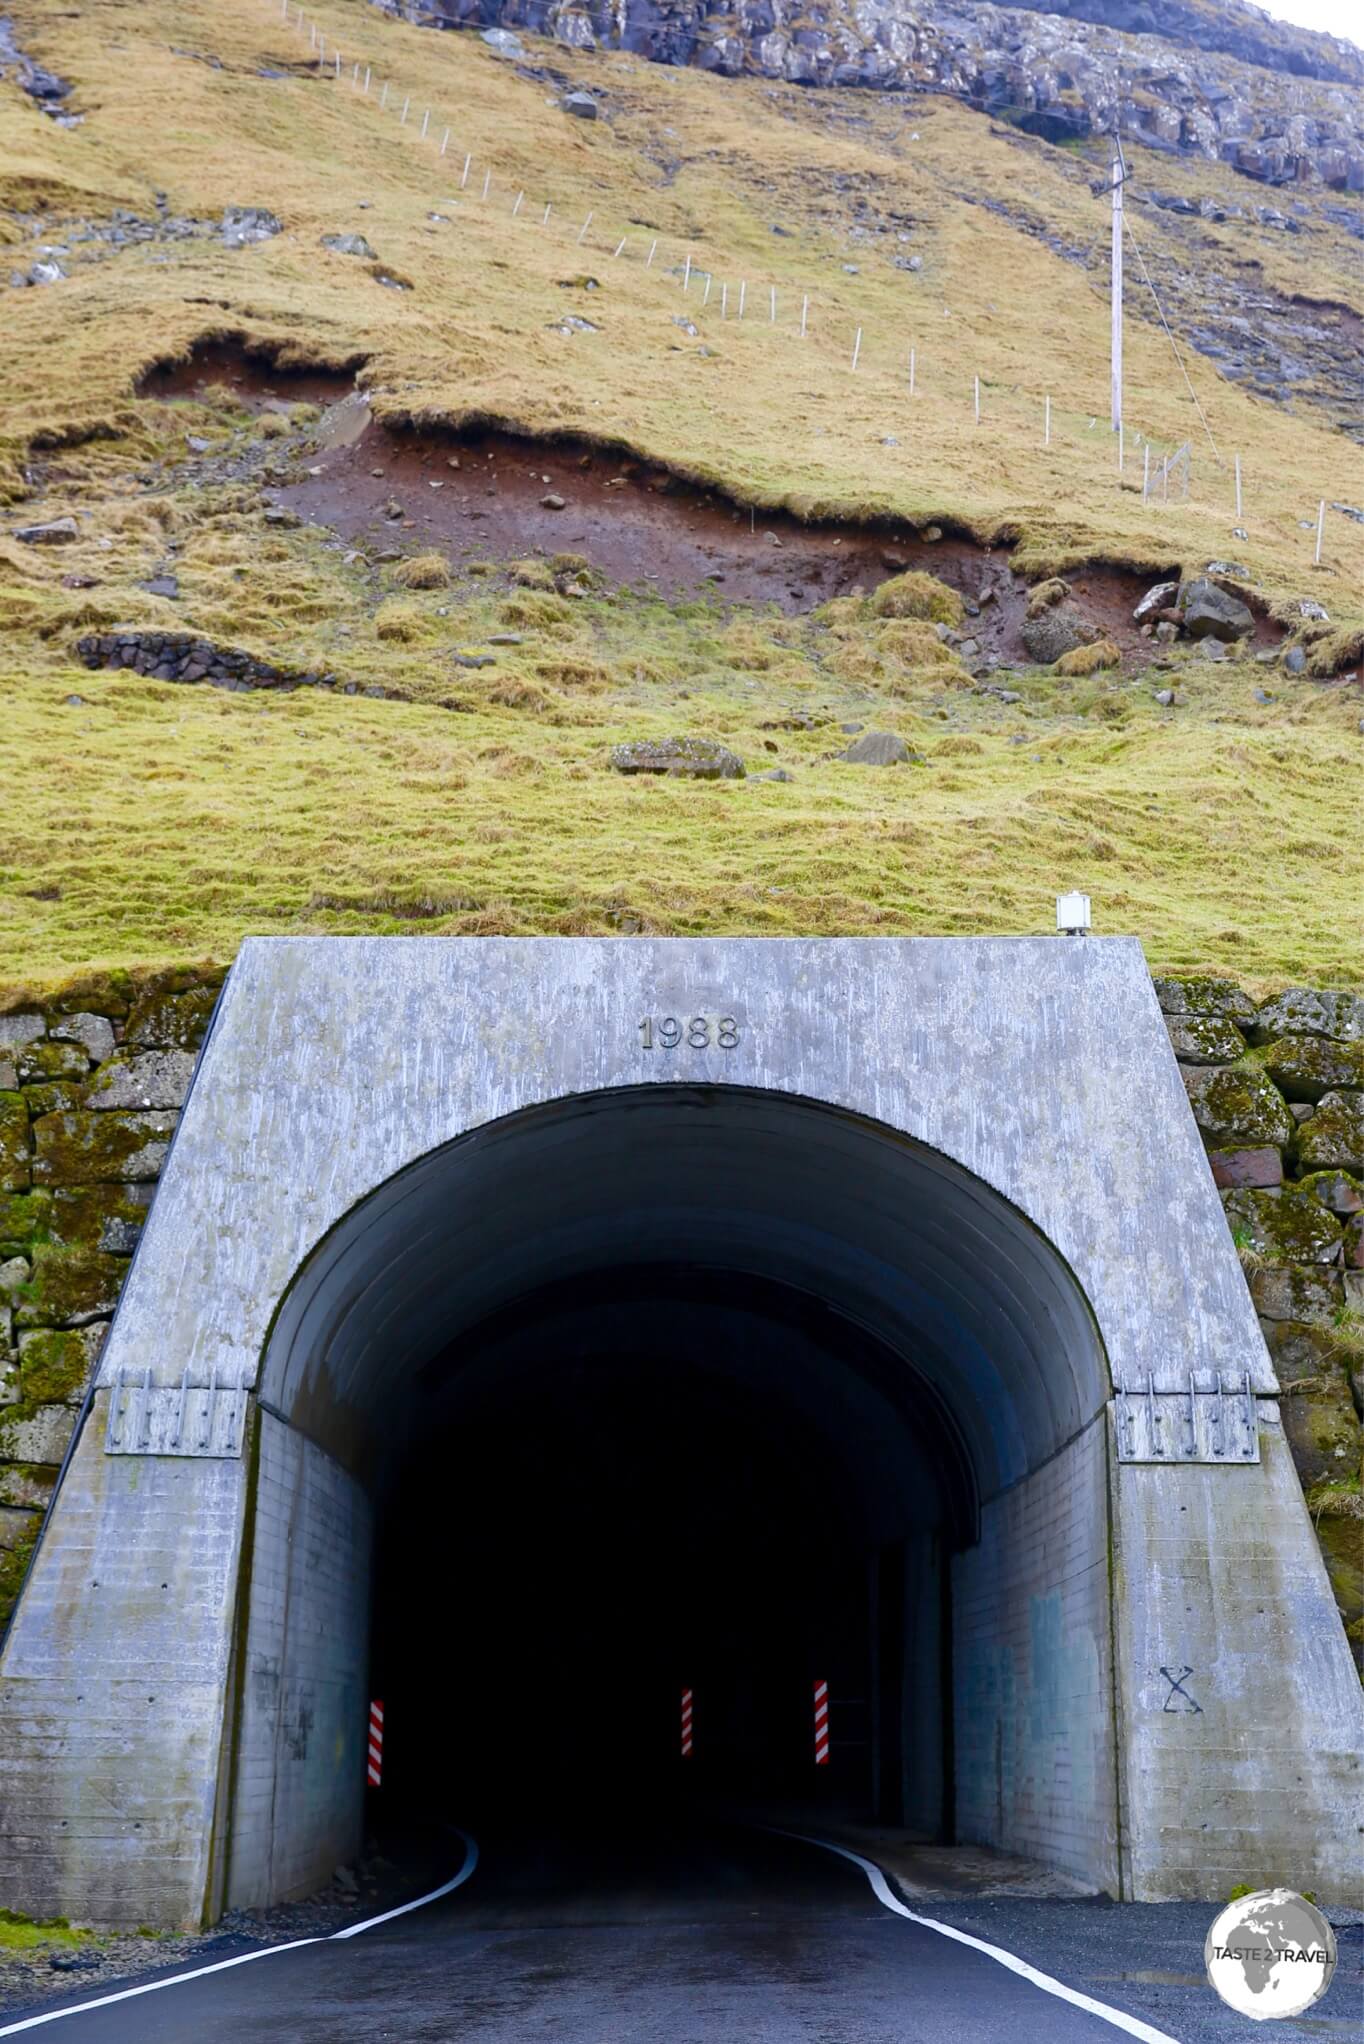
top-left (1111, 143), bottom-right (1124, 435)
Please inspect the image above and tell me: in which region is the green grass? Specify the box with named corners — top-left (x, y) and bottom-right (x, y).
top-left (0, 0), bottom-right (1361, 997)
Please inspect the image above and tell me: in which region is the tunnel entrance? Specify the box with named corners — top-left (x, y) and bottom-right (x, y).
top-left (10, 936), bottom-right (1355, 1930)
top-left (241, 1080), bottom-right (1121, 1905)
top-left (372, 1270), bottom-right (972, 1835)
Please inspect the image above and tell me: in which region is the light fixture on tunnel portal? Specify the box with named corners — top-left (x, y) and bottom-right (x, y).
top-left (1056, 892), bottom-right (1091, 936)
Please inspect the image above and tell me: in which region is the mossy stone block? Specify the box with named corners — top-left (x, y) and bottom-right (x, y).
top-left (0, 1503), bottom-right (42, 1552)
top-left (1153, 976), bottom-right (1256, 1022)
top-left (1183, 1063), bottom-right (1294, 1145)
top-left (14, 1244), bottom-right (127, 1329)
top-left (1250, 1265), bottom-right (1341, 1325)
top-left (1221, 1186), bottom-right (1342, 1264)
top-left (125, 985), bottom-right (218, 1050)
top-left (1298, 1171), bottom-right (1362, 1216)
top-left (0, 1403), bottom-right (77, 1465)
top-left (0, 1094), bottom-right (29, 1194)
top-left (22, 1083), bottom-right (85, 1119)
top-left (1295, 1092), bottom-right (1364, 1176)
top-left (1252, 987), bottom-right (1364, 1046)
top-left (15, 1042), bottom-right (89, 1085)
top-left (0, 1190), bottom-right (52, 1254)
top-left (1266, 1323), bottom-right (1364, 1490)
top-left (86, 1049), bottom-right (194, 1111)
top-left (49, 1184), bottom-right (153, 1253)
top-left (1263, 1036), bottom-right (1364, 1102)
top-left (32, 1110), bottom-right (176, 1185)
top-left (1167, 1016), bottom-right (1246, 1064)
top-left (18, 1324), bottom-right (104, 1404)
top-left (0, 1463), bottom-right (56, 1509)
top-left (1311, 1491), bottom-right (1364, 1637)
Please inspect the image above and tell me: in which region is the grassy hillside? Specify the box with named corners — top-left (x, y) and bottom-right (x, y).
top-left (1, 0), bottom-right (1361, 997)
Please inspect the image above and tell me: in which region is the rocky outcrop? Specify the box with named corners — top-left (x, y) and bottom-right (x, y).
top-left (385, 0), bottom-right (1364, 191)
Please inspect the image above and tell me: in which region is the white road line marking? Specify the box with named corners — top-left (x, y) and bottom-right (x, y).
top-left (0, 1830), bottom-right (479, 2035)
top-left (767, 1829), bottom-right (1181, 2044)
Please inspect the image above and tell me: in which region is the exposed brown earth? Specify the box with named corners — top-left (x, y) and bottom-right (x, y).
top-left (144, 341), bottom-right (1285, 668)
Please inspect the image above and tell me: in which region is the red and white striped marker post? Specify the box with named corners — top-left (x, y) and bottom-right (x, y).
top-left (813, 1679), bottom-right (830, 1765)
top-left (367, 1699), bottom-right (384, 1787)
top-left (680, 1686), bottom-right (694, 1759)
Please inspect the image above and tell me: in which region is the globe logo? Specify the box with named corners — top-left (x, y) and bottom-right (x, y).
top-left (1204, 1888), bottom-right (1337, 2020)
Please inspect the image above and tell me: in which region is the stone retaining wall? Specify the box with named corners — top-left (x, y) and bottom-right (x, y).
top-left (2, 962), bottom-right (1360, 1664)
top-left (74, 630), bottom-right (332, 694)
top-left (0, 971), bottom-right (223, 1621)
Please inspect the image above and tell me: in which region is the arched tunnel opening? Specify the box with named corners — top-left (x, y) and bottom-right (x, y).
top-left (238, 1085), bottom-right (1119, 1905)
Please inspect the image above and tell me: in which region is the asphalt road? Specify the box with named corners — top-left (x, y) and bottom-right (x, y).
top-left (2, 1823), bottom-right (1358, 2043)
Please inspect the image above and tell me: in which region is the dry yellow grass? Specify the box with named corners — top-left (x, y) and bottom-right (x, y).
top-left (0, 0), bottom-right (1361, 996)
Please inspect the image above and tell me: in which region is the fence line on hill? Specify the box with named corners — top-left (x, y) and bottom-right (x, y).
top-left (253, 0), bottom-right (1346, 569)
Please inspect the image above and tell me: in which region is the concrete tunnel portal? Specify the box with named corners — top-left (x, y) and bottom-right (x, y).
top-left (4, 937), bottom-right (1358, 1929)
top-left (247, 1084), bottom-right (1115, 1900)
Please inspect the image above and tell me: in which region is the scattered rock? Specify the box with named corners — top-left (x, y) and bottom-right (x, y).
top-left (562, 91), bottom-right (598, 119)
top-left (753, 768), bottom-right (794, 782)
top-left (1198, 638), bottom-right (1229, 662)
top-left (320, 233), bottom-right (376, 259)
top-left (1021, 604), bottom-right (1087, 664)
top-left (841, 731), bottom-right (911, 766)
top-left (1133, 580), bottom-right (1179, 624)
top-left (481, 27), bottom-right (525, 55)
top-left (610, 737), bottom-right (745, 779)
top-left (540, 493), bottom-right (566, 511)
top-left (1179, 577), bottom-right (1254, 641)
top-left (1282, 645), bottom-right (1307, 673)
top-left (15, 518), bottom-right (78, 545)
top-left (221, 207), bottom-right (282, 248)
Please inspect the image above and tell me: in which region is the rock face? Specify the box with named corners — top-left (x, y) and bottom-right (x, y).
top-left (391, 0), bottom-right (1364, 190)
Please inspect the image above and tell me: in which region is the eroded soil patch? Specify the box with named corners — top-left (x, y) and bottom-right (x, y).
top-left (137, 340), bottom-right (359, 413)
top-left (142, 342), bottom-right (1282, 667)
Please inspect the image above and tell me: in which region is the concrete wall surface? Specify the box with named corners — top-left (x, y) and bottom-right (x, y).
top-left (954, 1415), bottom-right (1119, 1891)
top-left (225, 1413), bottom-right (372, 1913)
top-left (1112, 1413), bottom-right (1363, 1901)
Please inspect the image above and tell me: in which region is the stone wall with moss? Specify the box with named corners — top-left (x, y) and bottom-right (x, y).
top-left (1, 961), bottom-right (1360, 1670)
top-left (1157, 974), bottom-right (1364, 1670)
top-left (0, 969), bottom-right (223, 1623)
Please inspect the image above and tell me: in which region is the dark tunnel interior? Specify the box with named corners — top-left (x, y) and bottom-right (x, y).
top-left (371, 1269), bottom-right (969, 1836)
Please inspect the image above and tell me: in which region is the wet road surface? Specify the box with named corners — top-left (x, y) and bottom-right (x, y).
top-left (0, 1821), bottom-right (1188, 2043)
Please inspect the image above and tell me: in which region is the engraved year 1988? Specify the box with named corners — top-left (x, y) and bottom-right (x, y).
top-left (638, 1015), bottom-right (740, 1050)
